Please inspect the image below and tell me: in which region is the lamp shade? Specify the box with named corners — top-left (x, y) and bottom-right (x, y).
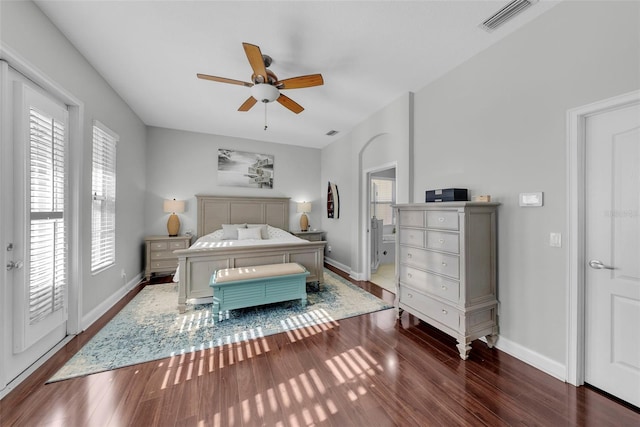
top-left (163, 199), bottom-right (185, 214)
top-left (297, 201), bottom-right (311, 214)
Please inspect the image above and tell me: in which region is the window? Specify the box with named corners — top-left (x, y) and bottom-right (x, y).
top-left (371, 178), bottom-right (396, 225)
top-left (91, 121), bottom-right (118, 272)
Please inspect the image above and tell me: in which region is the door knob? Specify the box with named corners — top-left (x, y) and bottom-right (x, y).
top-left (588, 259), bottom-right (614, 270)
top-left (6, 260), bottom-right (23, 271)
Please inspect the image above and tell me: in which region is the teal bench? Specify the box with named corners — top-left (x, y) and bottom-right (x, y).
top-left (209, 263), bottom-right (310, 321)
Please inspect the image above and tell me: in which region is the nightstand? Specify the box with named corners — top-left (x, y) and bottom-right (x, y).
top-left (292, 230), bottom-right (325, 241)
top-left (144, 235), bottom-right (191, 281)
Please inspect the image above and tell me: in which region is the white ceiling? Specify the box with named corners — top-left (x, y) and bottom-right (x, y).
top-left (34, 0), bottom-right (560, 149)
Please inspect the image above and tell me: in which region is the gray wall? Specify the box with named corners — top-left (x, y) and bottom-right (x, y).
top-left (320, 93), bottom-right (412, 276)
top-left (144, 126), bottom-right (322, 236)
top-left (1, 1), bottom-right (147, 318)
top-left (412, 0), bottom-right (640, 364)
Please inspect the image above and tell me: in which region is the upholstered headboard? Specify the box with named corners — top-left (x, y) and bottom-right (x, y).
top-left (196, 195), bottom-right (291, 237)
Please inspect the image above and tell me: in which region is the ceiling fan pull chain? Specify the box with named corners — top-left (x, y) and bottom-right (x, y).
top-left (264, 102), bottom-right (268, 131)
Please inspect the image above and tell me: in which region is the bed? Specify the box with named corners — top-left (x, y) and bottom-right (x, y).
top-left (173, 195), bottom-right (326, 312)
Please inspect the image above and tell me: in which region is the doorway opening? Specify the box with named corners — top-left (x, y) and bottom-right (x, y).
top-left (367, 166), bottom-right (396, 293)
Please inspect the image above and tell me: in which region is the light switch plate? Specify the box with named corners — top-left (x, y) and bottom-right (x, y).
top-left (519, 192), bottom-right (543, 207)
top-left (549, 232), bottom-right (562, 247)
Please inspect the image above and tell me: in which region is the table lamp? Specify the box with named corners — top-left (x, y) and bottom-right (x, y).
top-left (163, 198), bottom-right (185, 236)
top-left (297, 201), bottom-right (311, 232)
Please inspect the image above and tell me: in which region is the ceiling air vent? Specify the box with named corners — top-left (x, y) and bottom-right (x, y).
top-left (326, 130), bottom-right (339, 136)
top-left (480, 0), bottom-right (538, 32)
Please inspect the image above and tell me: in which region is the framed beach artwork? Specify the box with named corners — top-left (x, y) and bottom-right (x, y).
top-left (217, 149), bottom-right (274, 189)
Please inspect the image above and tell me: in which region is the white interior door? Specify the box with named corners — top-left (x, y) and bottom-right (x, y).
top-left (2, 66), bottom-right (69, 386)
top-left (585, 102), bottom-right (640, 407)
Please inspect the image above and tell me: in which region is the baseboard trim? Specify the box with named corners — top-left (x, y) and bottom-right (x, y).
top-left (495, 335), bottom-right (566, 382)
top-left (324, 257), bottom-right (350, 275)
top-left (81, 273), bottom-right (142, 331)
top-left (349, 271), bottom-right (366, 281)
top-left (324, 257), bottom-right (363, 281)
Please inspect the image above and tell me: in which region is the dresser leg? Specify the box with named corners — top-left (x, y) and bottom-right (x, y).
top-left (485, 334), bottom-right (498, 348)
top-left (178, 303), bottom-right (186, 314)
top-left (456, 341), bottom-right (471, 360)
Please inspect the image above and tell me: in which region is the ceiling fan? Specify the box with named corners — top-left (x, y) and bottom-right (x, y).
top-left (197, 42), bottom-right (324, 117)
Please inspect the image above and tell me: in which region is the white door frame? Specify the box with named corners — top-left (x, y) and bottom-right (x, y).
top-left (566, 89), bottom-right (640, 386)
top-left (0, 45), bottom-right (84, 396)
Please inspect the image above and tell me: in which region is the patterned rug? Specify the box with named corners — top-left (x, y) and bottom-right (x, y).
top-left (49, 268), bottom-right (392, 382)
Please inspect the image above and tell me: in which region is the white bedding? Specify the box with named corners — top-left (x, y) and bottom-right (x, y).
top-left (173, 225), bottom-right (306, 282)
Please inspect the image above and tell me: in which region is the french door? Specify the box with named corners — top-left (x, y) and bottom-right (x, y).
top-left (1, 63), bottom-right (69, 388)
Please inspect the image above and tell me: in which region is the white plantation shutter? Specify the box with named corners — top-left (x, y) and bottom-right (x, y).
top-left (29, 108), bottom-right (67, 323)
top-left (91, 122), bottom-right (118, 272)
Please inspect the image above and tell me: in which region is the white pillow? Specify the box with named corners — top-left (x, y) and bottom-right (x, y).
top-left (237, 226), bottom-right (262, 240)
top-left (221, 223), bottom-right (246, 240)
top-left (247, 224), bottom-right (269, 239)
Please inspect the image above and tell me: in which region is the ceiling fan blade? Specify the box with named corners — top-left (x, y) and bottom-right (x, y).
top-left (277, 74), bottom-right (324, 90)
top-left (242, 42), bottom-right (268, 83)
top-left (197, 73), bottom-right (253, 87)
top-left (238, 96), bottom-right (258, 112)
top-left (277, 94), bottom-right (304, 114)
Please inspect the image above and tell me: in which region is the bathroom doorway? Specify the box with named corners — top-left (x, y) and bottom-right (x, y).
top-left (369, 167), bottom-right (396, 293)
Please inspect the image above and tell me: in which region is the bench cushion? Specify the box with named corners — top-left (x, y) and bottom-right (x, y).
top-left (213, 262), bottom-right (306, 284)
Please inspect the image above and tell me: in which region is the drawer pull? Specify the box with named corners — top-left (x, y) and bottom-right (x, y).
top-left (407, 273), bottom-right (412, 278)
top-left (407, 293), bottom-right (413, 298)
top-left (441, 285), bottom-right (447, 291)
top-left (438, 217), bottom-right (445, 222)
top-left (439, 238), bottom-right (445, 244)
top-left (442, 309), bottom-right (448, 315)
top-left (407, 253), bottom-right (413, 258)
top-left (441, 262), bottom-right (447, 267)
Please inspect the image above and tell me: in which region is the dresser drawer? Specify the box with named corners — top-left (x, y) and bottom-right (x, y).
top-left (399, 265), bottom-right (429, 289)
top-left (399, 210), bottom-right (425, 227)
top-left (426, 211), bottom-right (459, 230)
top-left (151, 250), bottom-right (178, 260)
top-left (399, 246), bottom-right (429, 268)
top-left (151, 260), bottom-right (178, 269)
top-left (426, 230), bottom-right (459, 253)
top-left (400, 286), bottom-right (459, 331)
top-left (150, 241), bottom-right (168, 250)
top-left (425, 272), bottom-right (460, 304)
top-left (424, 251), bottom-right (459, 278)
top-left (399, 228), bottom-right (425, 248)
top-left (399, 266), bottom-right (460, 304)
top-left (169, 240), bottom-right (189, 250)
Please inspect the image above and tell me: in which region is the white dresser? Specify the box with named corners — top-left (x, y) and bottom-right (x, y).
top-left (394, 202), bottom-right (499, 359)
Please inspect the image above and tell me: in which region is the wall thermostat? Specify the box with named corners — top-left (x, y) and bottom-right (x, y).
top-left (519, 192), bottom-right (543, 207)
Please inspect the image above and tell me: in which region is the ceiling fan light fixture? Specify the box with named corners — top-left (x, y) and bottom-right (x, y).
top-left (251, 83), bottom-right (279, 103)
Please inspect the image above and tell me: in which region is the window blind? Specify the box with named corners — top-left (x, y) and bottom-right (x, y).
top-left (371, 178), bottom-right (396, 225)
top-left (91, 122), bottom-right (118, 272)
top-left (29, 108), bottom-right (66, 324)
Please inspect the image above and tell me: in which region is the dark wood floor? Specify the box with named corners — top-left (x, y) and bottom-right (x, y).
top-left (1, 266), bottom-right (639, 426)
